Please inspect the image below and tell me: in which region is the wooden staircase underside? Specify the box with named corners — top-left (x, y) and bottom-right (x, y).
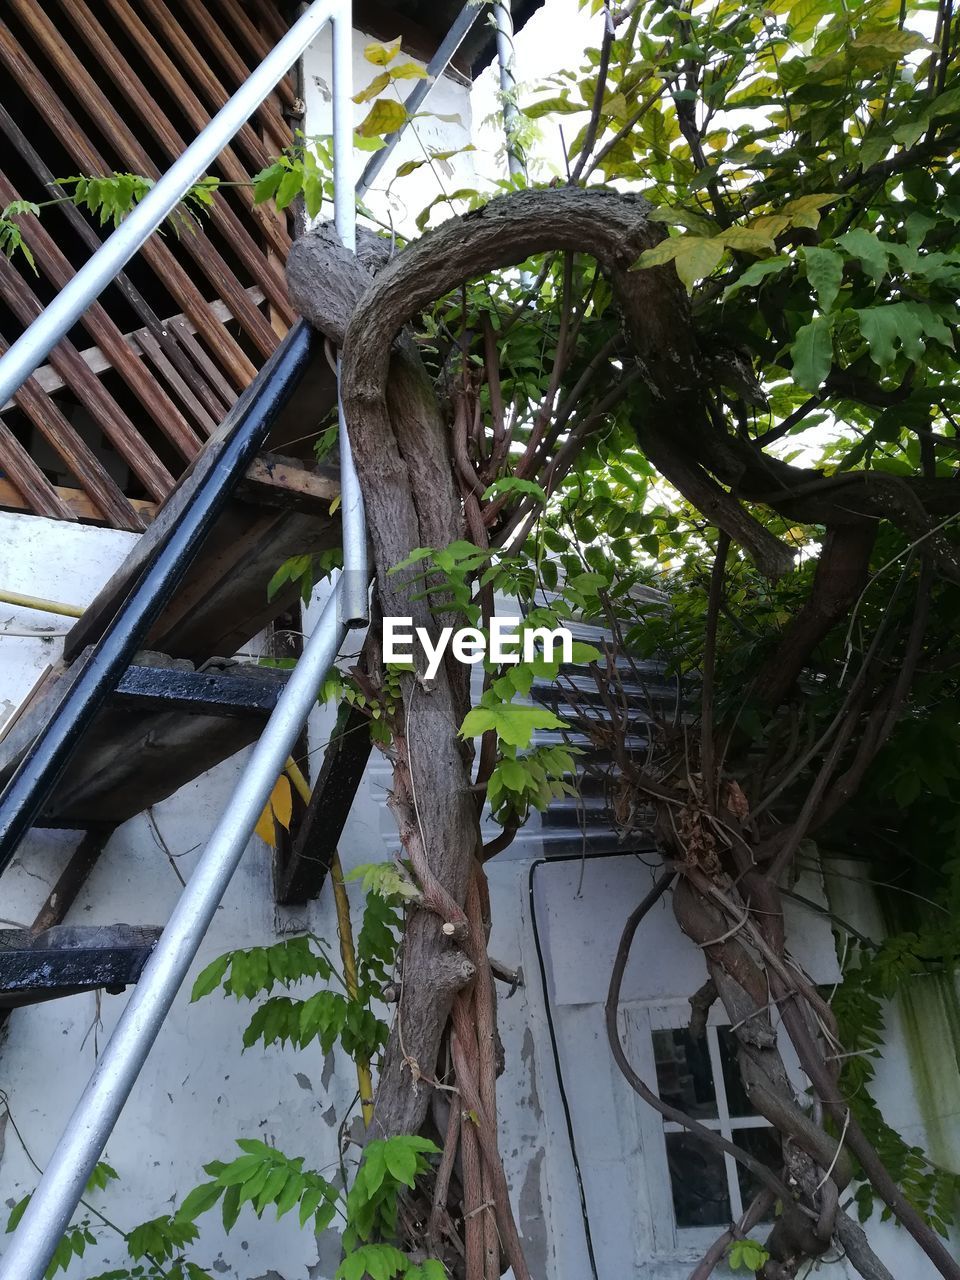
top-left (0, 361), bottom-right (343, 827)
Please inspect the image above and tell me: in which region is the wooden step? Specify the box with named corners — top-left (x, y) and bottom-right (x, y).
top-left (0, 656), bottom-right (289, 825)
top-left (0, 924), bottom-right (162, 1009)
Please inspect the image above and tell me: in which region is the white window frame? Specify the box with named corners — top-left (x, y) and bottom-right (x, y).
top-left (621, 999), bottom-right (799, 1260)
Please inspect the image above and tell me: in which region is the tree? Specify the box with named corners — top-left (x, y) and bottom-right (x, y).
top-left (5, 1), bottom-right (959, 1276)
top-left (287, 1), bottom-right (960, 1276)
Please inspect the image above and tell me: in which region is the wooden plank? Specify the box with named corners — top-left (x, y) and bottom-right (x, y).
top-left (276, 703), bottom-right (372, 904)
top-left (133, 331), bottom-right (219, 438)
top-left (0, 336), bottom-right (145, 532)
top-left (0, 924), bottom-right (162, 1007)
top-left (0, 17), bottom-right (258, 391)
top-left (138, 504), bottom-right (340, 660)
top-left (0, 172), bottom-right (203, 466)
top-left (0, 292), bottom-right (260, 415)
top-left (103, 0), bottom-right (293, 263)
top-left (0, 99), bottom-right (231, 437)
top-left (1, 11), bottom-right (276, 373)
top-left (0, 422), bottom-right (75, 522)
top-left (179, 0), bottom-right (294, 143)
top-left (0, 232), bottom-right (177, 502)
top-left (0, 477), bottom-right (157, 525)
top-left (140, 0), bottom-right (284, 177)
top-left (240, 453), bottom-right (340, 511)
top-left (212, 0), bottom-right (297, 110)
top-left (56, 0), bottom-right (295, 326)
top-left (30, 829), bottom-right (115, 934)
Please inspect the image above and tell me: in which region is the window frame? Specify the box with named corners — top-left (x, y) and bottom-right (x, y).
top-left (621, 999), bottom-right (793, 1258)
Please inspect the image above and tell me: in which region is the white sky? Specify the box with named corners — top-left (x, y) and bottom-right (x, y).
top-left (470, 0), bottom-right (596, 182)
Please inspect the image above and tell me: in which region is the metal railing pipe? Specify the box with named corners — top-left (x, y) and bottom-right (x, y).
top-left (358, 0), bottom-right (484, 193)
top-left (0, 587), bottom-right (349, 1280)
top-left (332, 6), bottom-right (369, 629)
top-left (0, 0), bottom-right (343, 411)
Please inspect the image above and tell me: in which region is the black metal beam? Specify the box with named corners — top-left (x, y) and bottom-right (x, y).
top-left (275, 702), bottom-right (372, 904)
top-left (0, 925), bottom-right (162, 1009)
top-left (111, 665), bottom-right (289, 718)
top-left (0, 322), bottom-right (320, 871)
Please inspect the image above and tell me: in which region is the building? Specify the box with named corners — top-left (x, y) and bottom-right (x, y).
top-left (0, 3), bottom-right (957, 1278)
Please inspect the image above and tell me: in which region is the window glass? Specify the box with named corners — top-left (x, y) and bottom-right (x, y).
top-left (653, 1027), bottom-right (719, 1120)
top-left (717, 1025), bottom-right (753, 1117)
top-left (735, 1127), bottom-right (783, 1207)
top-left (664, 1133), bottom-right (731, 1227)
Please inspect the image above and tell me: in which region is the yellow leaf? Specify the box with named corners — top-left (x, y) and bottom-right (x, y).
top-left (364, 36), bottom-right (402, 65)
top-left (389, 61), bottom-right (428, 80)
top-left (329, 493), bottom-right (341, 515)
top-left (356, 98), bottom-right (407, 138)
top-left (750, 215), bottom-right (790, 238)
top-left (781, 191), bottom-right (840, 231)
top-left (353, 71), bottom-right (390, 104)
top-left (255, 803), bottom-right (277, 848)
top-left (720, 226), bottom-right (776, 256)
top-left (271, 774), bottom-right (293, 831)
top-left (670, 236), bottom-right (726, 294)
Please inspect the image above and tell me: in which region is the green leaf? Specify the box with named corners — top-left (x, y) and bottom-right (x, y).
top-left (390, 61), bottom-right (428, 80)
top-left (460, 703), bottom-right (567, 749)
top-left (635, 235), bottom-right (726, 293)
top-left (791, 316), bottom-right (833, 392)
top-left (190, 953), bottom-right (230, 1002)
top-left (353, 71), bottom-right (391, 103)
top-left (837, 229), bottom-right (889, 284)
top-left (6, 1195), bottom-right (29, 1233)
top-left (803, 246), bottom-right (843, 313)
top-left (482, 477), bottom-right (547, 504)
top-left (365, 37), bottom-right (402, 65)
top-left (275, 166), bottom-right (303, 211)
top-left (357, 99), bottom-right (407, 138)
top-left (721, 255), bottom-right (790, 300)
top-left (178, 1180), bottom-right (225, 1220)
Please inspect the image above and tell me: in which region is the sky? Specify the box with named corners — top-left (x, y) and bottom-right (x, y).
top-left (470, 0), bottom-right (597, 183)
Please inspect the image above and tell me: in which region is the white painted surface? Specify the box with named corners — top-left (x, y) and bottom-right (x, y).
top-left (302, 24), bottom-right (474, 235)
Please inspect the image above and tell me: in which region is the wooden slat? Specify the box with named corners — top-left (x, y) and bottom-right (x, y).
top-left (0, 249), bottom-right (176, 502)
top-left (132, 331), bottom-right (218, 438)
top-left (140, 0), bottom-right (283, 178)
top-left (168, 317), bottom-right (240, 409)
top-left (103, 0), bottom-right (293, 262)
top-left (0, 174), bottom-right (203, 468)
top-left (240, 453), bottom-right (340, 511)
top-left (0, 477), bottom-right (157, 524)
top-left (55, 0), bottom-right (295, 325)
top-left (212, 0), bottom-right (298, 111)
top-left (0, 338), bottom-right (144, 531)
top-left (0, 19), bottom-right (257, 392)
top-left (0, 100), bottom-right (229, 437)
top-left (0, 420), bottom-right (76, 521)
top-left (177, 1), bottom-right (293, 148)
top-left (3, 8), bottom-right (279, 368)
top-left (0, 291), bottom-right (261, 415)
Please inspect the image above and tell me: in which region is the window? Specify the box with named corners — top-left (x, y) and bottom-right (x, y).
top-left (652, 1023), bottom-right (781, 1230)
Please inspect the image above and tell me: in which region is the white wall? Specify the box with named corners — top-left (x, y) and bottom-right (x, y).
top-left (301, 23), bottom-right (475, 235)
